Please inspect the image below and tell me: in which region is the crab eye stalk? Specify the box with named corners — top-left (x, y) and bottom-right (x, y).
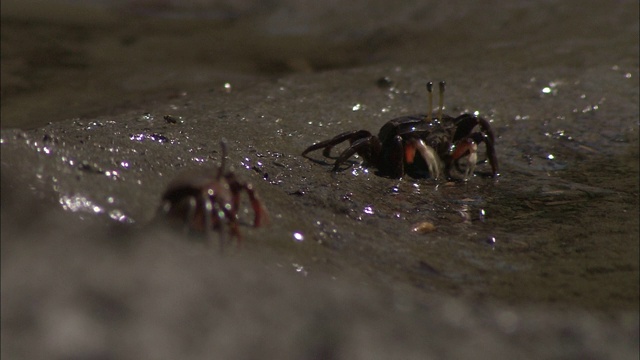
top-left (217, 140), bottom-right (228, 179)
top-left (426, 81), bottom-right (434, 123)
top-left (438, 81), bottom-right (445, 121)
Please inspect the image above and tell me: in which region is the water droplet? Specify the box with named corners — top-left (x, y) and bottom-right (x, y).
top-left (541, 81), bottom-right (560, 96)
top-left (109, 209), bottom-right (133, 223)
top-left (59, 194), bottom-right (103, 214)
top-left (351, 167), bottom-right (369, 176)
top-left (292, 263), bottom-right (308, 276)
top-left (293, 232), bottom-right (304, 242)
top-left (363, 206), bottom-right (374, 215)
top-left (137, 113), bottom-right (153, 122)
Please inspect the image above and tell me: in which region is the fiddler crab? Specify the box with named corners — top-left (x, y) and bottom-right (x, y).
top-left (302, 81), bottom-right (498, 180)
top-left (158, 141), bottom-right (268, 247)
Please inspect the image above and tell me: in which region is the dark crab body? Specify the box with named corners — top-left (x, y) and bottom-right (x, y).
top-left (159, 142), bottom-right (268, 246)
top-left (302, 81), bottom-right (498, 180)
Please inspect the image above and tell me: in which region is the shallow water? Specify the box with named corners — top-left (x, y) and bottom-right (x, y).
top-left (2, 0), bottom-right (639, 358)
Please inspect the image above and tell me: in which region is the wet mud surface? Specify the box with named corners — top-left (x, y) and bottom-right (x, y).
top-left (2, 0), bottom-right (639, 358)
top-left (3, 65), bottom-right (638, 309)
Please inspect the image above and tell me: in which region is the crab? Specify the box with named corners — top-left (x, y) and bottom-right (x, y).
top-left (158, 141), bottom-right (268, 247)
top-left (302, 81), bottom-right (498, 180)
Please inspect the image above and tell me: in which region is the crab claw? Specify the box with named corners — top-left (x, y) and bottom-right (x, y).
top-left (451, 137), bottom-right (479, 180)
top-left (453, 115), bottom-right (499, 177)
top-left (406, 138), bottom-right (442, 180)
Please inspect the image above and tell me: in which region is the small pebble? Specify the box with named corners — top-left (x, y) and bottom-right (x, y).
top-left (411, 221), bottom-right (436, 234)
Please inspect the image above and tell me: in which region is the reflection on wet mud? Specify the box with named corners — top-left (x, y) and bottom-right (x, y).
top-left (1, 1), bottom-right (638, 358)
top-left (1, 0), bottom-right (638, 315)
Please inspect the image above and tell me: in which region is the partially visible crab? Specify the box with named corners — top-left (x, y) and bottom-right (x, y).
top-left (302, 81), bottom-right (498, 180)
top-left (158, 141), bottom-right (268, 247)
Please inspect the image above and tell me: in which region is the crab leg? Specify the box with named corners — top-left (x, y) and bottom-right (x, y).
top-left (302, 130), bottom-right (372, 158)
top-left (476, 118), bottom-right (499, 176)
top-left (319, 134), bottom-right (382, 172)
top-left (243, 183), bottom-right (269, 227)
top-left (224, 172), bottom-right (269, 228)
top-left (216, 140), bottom-right (228, 179)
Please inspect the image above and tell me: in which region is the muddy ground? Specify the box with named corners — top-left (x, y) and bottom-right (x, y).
top-left (2, 0), bottom-right (639, 358)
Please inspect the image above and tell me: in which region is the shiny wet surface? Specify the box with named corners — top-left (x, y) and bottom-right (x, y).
top-left (1, 0), bottom-right (638, 358)
top-left (2, 63), bottom-right (637, 311)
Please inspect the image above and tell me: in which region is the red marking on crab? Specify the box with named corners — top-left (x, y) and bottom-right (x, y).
top-left (405, 142), bottom-right (417, 164)
top-left (159, 142), bottom-right (268, 248)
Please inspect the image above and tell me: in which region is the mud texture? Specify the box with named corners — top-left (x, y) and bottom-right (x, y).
top-left (2, 0), bottom-right (639, 359)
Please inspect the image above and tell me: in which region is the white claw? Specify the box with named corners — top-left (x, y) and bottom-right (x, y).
top-left (464, 143), bottom-right (478, 181)
top-left (415, 139), bottom-right (442, 180)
